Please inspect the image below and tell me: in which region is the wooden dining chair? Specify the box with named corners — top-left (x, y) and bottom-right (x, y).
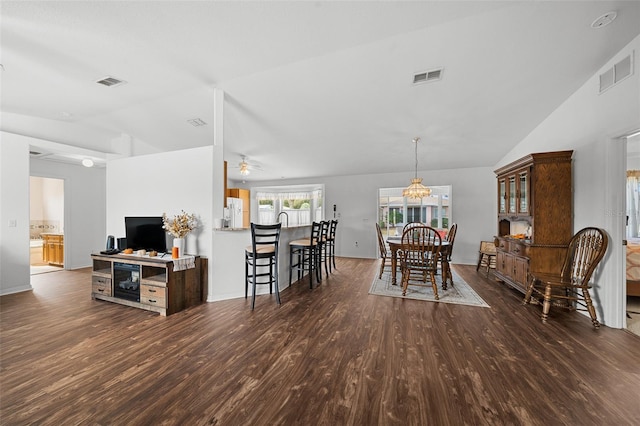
top-left (399, 224), bottom-right (442, 299)
top-left (440, 223), bottom-right (457, 286)
top-left (523, 227), bottom-right (608, 328)
top-left (402, 222), bottom-right (423, 234)
top-left (375, 223), bottom-right (390, 279)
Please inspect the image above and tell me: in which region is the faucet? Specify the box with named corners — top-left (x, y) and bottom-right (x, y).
top-left (277, 211), bottom-right (289, 228)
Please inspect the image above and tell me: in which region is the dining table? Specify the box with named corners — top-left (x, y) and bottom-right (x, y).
top-left (386, 236), bottom-right (450, 285)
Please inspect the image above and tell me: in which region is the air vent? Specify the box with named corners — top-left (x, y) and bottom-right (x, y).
top-left (96, 76), bottom-right (126, 87)
top-left (413, 68), bottom-right (443, 85)
top-left (614, 54), bottom-right (632, 83)
top-left (187, 118), bottom-right (207, 127)
top-left (29, 150), bottom-right (51, 158)
top-left (599, 68), bottom-right (615, 92)
top-left (599, 52), bottom-right (634, 94)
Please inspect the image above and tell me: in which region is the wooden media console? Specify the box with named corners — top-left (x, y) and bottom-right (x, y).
top-left (91, 253), bottom-right (203, 316)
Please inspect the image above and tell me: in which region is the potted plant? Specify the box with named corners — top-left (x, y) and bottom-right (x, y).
top-left (162, 210), bottom-right (197, 257)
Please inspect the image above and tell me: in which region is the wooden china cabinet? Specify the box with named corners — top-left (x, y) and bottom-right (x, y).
top-left (494, 150), bottom-right (573, 294)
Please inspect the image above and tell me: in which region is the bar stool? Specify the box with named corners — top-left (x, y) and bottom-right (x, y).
top-left (326, 220), bottom-right (338, 272)
top-left (289, 221), bottom-right (321, 289)
top-left (318, 220), bottom-right (331, 278)
top-left (245, 223), bottom-right (282, 310)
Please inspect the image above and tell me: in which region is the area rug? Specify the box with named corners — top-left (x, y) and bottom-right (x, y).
top-left (369, 266), bottom-right (490, 308)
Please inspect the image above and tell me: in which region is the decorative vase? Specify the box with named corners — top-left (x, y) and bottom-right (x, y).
top-left (173, 237), bottom-right (185, 258)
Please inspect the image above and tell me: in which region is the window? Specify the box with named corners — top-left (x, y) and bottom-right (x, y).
top-left (254, 184), bottom-right (324, 226)
top-left (378, 186), bottom-right (451, 238)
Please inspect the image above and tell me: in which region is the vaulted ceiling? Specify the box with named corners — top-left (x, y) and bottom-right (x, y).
top-left (2, 1), bottom-right (639, 181)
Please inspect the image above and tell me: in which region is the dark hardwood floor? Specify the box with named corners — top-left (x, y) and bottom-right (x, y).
top-left (2, 259), bottom-right (640, 425)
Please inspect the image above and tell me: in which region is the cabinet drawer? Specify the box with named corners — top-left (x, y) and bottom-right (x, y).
top-left (141, 285), bottom-right (166, 299)
top-left (92, 276), bottom-right (112, 297)
top-left (510, 242), bottom-right (526, 256)
top-left (141, 295), bottom-right (166, 308)
top-left (92, 275), bottom-right (111, 286)
top-left (92, 284), bottom-right (112, 296)
top-left (141, 285), bottom-right (166, 308)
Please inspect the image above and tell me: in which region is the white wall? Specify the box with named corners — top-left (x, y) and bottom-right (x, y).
top-left (30, 158), bottom-right (107, 270)
top-left (1, 132), bottom-right (108, 295)
top-left (249, 165), bottom-right (496, 266)
top-left (0, 136), bottom-right (31, 295)
top-left (495, 35), bottom-right (640, 328)
top-left (29, 177), bottom-right (43, 222)
top-left (106, 146), bottom-right (216, 297)
top-left (106, 146), bottom-right (214, 253)
top-left (42, 178), bottom-right (65, 232)
top-left (30, 176), bottom-right (65, 235)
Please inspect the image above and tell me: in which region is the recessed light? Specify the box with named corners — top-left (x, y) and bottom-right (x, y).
top-left (591, 11), bottom-right (617, 29)
top-left (82, 158), bottom-right (94, 167)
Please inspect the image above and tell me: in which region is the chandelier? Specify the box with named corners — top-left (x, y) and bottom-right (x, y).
top-left (402, 137), bottom-right (431, 199)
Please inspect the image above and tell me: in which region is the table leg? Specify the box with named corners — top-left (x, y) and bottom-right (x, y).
top-left (391, 246), bottom-right (398, 285)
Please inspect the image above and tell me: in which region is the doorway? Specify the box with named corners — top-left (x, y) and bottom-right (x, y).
top-left (625, 133), bottom-right (640, 336)
top-left (30, 176), bottom-right (65, 275)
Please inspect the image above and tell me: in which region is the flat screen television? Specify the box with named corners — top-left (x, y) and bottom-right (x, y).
top-left (124, 216), bottom-right (167, 252)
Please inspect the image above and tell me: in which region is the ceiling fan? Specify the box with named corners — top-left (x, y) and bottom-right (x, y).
top-left (234, 155), bottom-right (262, 176)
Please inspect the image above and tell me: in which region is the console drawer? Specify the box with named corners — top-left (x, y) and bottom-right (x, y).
top-left (141, 295), bottom-right (166, 308)
top-left (92, 276), bottom-right (112, 296)
top-left (141, 284), bottom-right (166, 298)
top-left (141, 285), bottom-right (166, 307)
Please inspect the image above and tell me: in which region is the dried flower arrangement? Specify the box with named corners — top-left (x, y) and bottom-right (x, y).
top-left (162, 211), bottom-right (197, 238)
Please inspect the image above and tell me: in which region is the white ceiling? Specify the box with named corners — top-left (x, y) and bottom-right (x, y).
top-left (1, 1), bottom-right (639, 181)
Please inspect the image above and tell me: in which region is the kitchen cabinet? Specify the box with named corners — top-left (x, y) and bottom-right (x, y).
top-left (42, 233), bottom-right (64, 266)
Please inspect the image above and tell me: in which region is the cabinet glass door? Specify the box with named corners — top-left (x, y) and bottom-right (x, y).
top-left (499, 179), bottom-right (506, 213)
top-left (519, 171), bottom-right (528, 214)
top-left (508, 176), bottom-right (516, 214)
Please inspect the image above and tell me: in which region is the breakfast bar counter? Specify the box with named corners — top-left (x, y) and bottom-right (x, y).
top-left (210, 225), bottom-right (311, 301)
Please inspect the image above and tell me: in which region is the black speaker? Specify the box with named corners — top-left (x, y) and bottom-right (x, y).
top-left (117, 237), bottom-right (127, 250)
top-left (106, 235), bottom-right (115, 250)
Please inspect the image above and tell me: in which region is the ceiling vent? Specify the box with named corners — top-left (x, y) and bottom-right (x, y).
top-left (187, 118), bottom-right (207, 127)
top-left (96, 76), bottom-right (126, 87)
top-left (29, 150), bottom-right (51, 158)
top-left (413, 68), bottom-right (443, 85)
top-left (599, 51), bottom-right (634, 94)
